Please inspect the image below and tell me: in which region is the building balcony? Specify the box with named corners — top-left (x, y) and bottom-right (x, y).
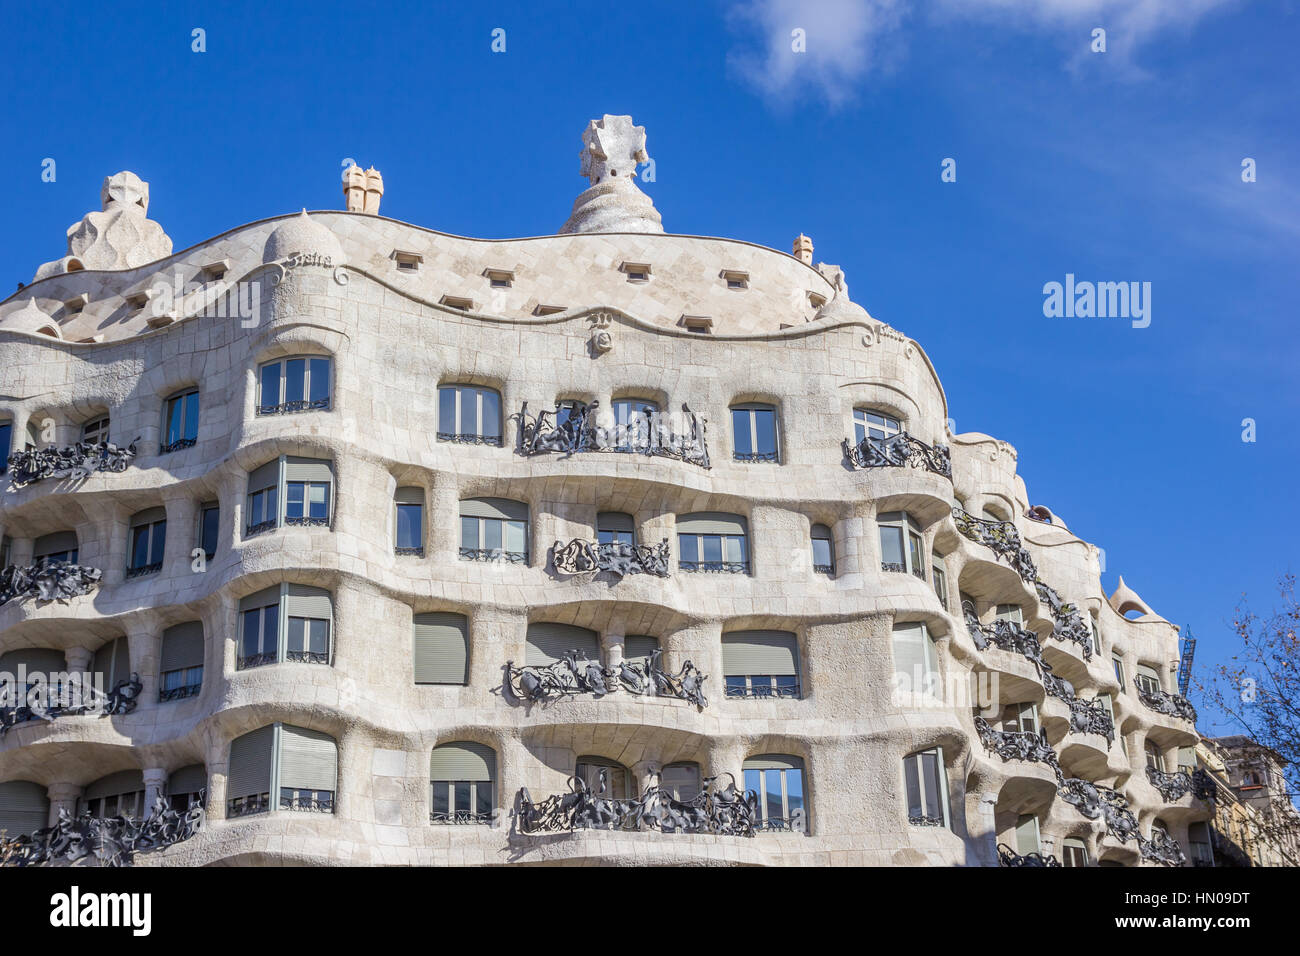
top-left (256, 397), bottom-right (331, 415)
top-left (997, 843), bottom-right (1062, 867)
top-left (5, 438), bottom-right (138, 487)
top-left (1146, 766), bottom-right (1217, 803)
top-left (0, 562), bottom-right (102, 607)
top-left (1137, 685), bottom-right (1197, 723)
top-left (974, 716), bottom-right (1061, 775)
top-left (841, 432), bottom-right (952, 478)
top-left (964, 605), bottom-right (1044, 670)
top-left (513, 401), bottom-right (710, 468)
top-left (506, 648), bottom-right (707, 707)
top-left (459, 547), bottom-right (528, 564)
top-left (0, 673), bottom-right (143, 738)
top-left (952, 507), bottom-right (1038, 583)
top-left (551, 538), bottom-right (670, 578)
top-left (0, 794), bottom-right (204, 867)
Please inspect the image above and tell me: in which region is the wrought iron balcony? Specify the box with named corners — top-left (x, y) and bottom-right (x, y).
top-left (1034, 580), bottom-right (1093, 660)
top-left (125, 561), bottom-right (163, 579)
top-left (236, 652), bottom-right (278, 670)
top-left (725, 680), bottom-right (800, 701)
top-left (974, 716), bottom-right (1062, 775)
top-left (158, 682), bottom-right (202, 703)
top-left (256, 397), bottom-right (331, 415)
top-left (997, 843), bottom-right (1062, 867)
top-left (459, 547), bottom-right (528, 564)
top-left (160, 437), bottom-right (196, 454)
top-left (284, 515), bottom-right (329, 528)
top-left (680, 559), bottom-right (748, 574)
top-left (394, 545), bottom-right (425, 557)
top-left (1, 793), bottom-right (204, 867)
top-left (1058, 777), bottom-right (1140, 844)
top-left (1067, 696), bottom-right (1115, 742)
top-left (280, 788), bottom-right (334, 813)
top-left (6, 437), bottom-right (138, 487)
top-left (1147, 766), bottom-right (1217, 803)
top-left (430, 809), bottom-right (493, 825)
top-left (436, 431), bottom-right (502, 446)
top-left (513, 400), bottom-right (710, 468)
top-left (1137, 685), bottom-right (1197, 723)
top-left (551, 538), bottom-right (670, 578)
top-left (0, 562), bottom-right (101, 606)
top-left (285, 650), bottom-right (330, 665)
top-left (842, 432), bottom-right (952, 478)
top-left (813, 564), bottom-right (834, 575)
top-left (245, 519), bottom-right (277, 538)
top-left (881, 561), bottom-right (927, 581)
top-left (517, 770), bottom-right (756, 836)
top-left (733, 450), bottom-right (779, 464)
top-left (227, 792), bottom-right (270, 817)
top-left (507, 647), bottom-right (707, 707)
top-left (952, 507), bottom-right (1038, 583)
top-left (908, 814), bottom-right (946, 828)
top-left (1140, 829), bottom-right (1187, 867)
top-left (0, 673), bottom-right (143, 737)
top-left (964, 604), bottom-right (1044, 667)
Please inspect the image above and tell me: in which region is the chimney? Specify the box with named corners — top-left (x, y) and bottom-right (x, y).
top-left (793, 234), bottom-right (814, 266)
top-left (343, 165), bottom-right (384, 214)
top-left (364, 167), bottom-right (384, 214)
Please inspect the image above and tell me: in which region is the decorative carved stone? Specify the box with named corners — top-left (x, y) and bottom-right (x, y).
top-left (551, 538), bottom-right (670, 578)
top-left (842, 432), bottom-right (952, 478)
top-left (7, 438), bottom-right (138, 486)
top-left (34, 171), bottom-right (173, 280)
top-left (0, 794), bottom-right (204, 867)
top-left (587, 312), bottom-right (614, 356)
top-left (560, 115), bottom-right (663, 235)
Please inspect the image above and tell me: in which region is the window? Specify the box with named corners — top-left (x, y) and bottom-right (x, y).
top-left (159, 621), bottom-right (204, 702)
top-left (459, 498), bottom-right (529, 564)
top-left (995, 604), bottom-right (1023, 625)
top-left (1135, 663), bottom-right (1162, 697)
top-left (555, 399), bottom-right (586, 432)
top-left (244, 457), bottom-right (334, 536)
top-left (903, 747), bottom-right (950, 829)
top-left (162, 389), bottom-right (199, 452)
top-left (1015, 815), bottom-right (1042, 857)
top-left (721, 270), bottom-right (749, 290)
top-left (677, 512), bottom-right (749, 574)
top-left (731, 403), bottom-right (779, 462)
top-left (0, 420), bottom-right (11, 474)
top-left (811, 523), bottom-right (834, 575)
top-left (1145, 740), bottom-right (1164, 771)
top-left (534, 304), bottom-right (566, 316)
top-left (167, 765), bottom-right (207, 812)
top-left (392, 250), bottom-right (422, 272)
top-left (597, 512), bottom-right (636, 551)
top-left (1177, 746), bottom-right (1197, 773)
top-left (199, 501), bottom-right (219, 559)
top-left (226, 723), bottom-right (337, 817)
top-left (413, 612), bottom-right (469, 685)
top-left (1189, 822), bottom-right (1213, 866)
top-left (437, 385), bottom-right (502, 445)
top-left (81, 771), bottom-right (145, 821)
top-left (680, 314), bottom-right (713, 334)
top-left (931, 554), bottom-right (949, 610)
top-left (439, 295), bottom-right (474, 311)
top-left (623, 635), bottom-right (659, 670)
top-left (575, 756), bottom-right (632, 801)
top-left (661, 763), bottom-right (702, 802)
top-left (258, 356), bottom-right (331, 414)
top-left (1063, 836), bottom-right (1090, 867)
top-left (744, 755), bottom-right (806, 832)
top-left (395, 487), bottom-right (424, 556)
top-left (127, 508), bottom-right (166, 577)
top-left (1001, 701), bottom-right (1039, 735)
top-left (619, 261), bottom-right (651, 282)
top-left (611, 397), bottom-right (657, 452)
top-left (81, 415), bottom-right (110, 446)
top-left (430, 742), bottom-right (496, 824)
top-left (854, 408), bottom-right (901, 443)
top-left (0, 781), bottom-right (50, 838)
top-left (878, 511), bottom-right (925, 579)
top-left (484, 268), bottom-right (514, 288)
top-left (33, 531), bottom-right (78, 568)
top-left (892, 622), bottom-right (938, 698)
top-left (1113, 657), bottom-right (1127, 691)
top-left (237, 584), bottom-right (333, 670)
top-left (722, 630), bottom-right (800, 700)
top-left (527, 623), bottom-right (600, 669)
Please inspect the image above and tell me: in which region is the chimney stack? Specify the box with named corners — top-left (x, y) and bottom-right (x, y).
top-left (343, 165), bottom-right (384, 214)
top-left (793, 234), bottom-right (814, 266)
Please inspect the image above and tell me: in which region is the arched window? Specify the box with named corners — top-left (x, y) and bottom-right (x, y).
top-left (162, 389), bottom-right (199, 452)
top-left (33, 531), bottom-right (78, 567)
top-left (722, 630), bottom-right (800, 700)
top-left (81, 770), bottom-right (145, 821)
top-left (227, 723), bottom-right (338, 817)
top-left (611, 397), bottom-right (657, 452)
top-left (575, 756), bottom-right (632, 801)
top-left (258, 356), bottom-right (331, 414)
top-left (743, 754), bottom-right (806, 832)
top-left (677, 512), bottom-right (749, 574)
top-left (127, 507), bottom-right (166, 577)
top-left (526, 623), bottom-right (599, 668)
top-left (413, 612), bottom-right (469, 685)
top-left (437, 384), bottom-right (501, 445)
top-left (429, 742), bottom-right (496, 824)
top-left (166, 765), bottom-right (207, 812)
top-left (159, 621), bottom-right (204, 702)
top-left (1063, 836), bottom-right (1090, 867)
top-left (810, 523), bottom-right (834, 575)
top-left (853, 408), bottom-right (900, 443)
top-left (903, 747), bottom-right (949, 829)
top-left (878, 511), bottom-right (925, 579)
top-left (0, 781), bottom-right (49, 838)
top-left (237, 584), bottom-right (333, 670)
top-left (395, 487), bottom-right (424, 556)
top-left (730, 403), bottom-right (779, 462)
top-left (459, 497), bottom-right (529, 564)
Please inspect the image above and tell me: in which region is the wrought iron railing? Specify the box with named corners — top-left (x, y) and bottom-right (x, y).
top-left (997, 843), bottom-right (1062, 867)
top-left (1137, 685), bottom-right (1197, 723)
top-left (160, 437), bottom-right (196, 453)
top-left (842, 432), bottom-right (952, 478)
top-left (245, 519), bottom-right (277, 537)
top-left (908, 814), bottom-right (946, 828)
top-left (507, 647), bottom-right (707, 708)
top-left (280, 788), bottom-right (334, 813)
top-left (1140, 828), bottom-right (1187, 867)
top-left (513, 401), bottom-right (710, 468)
top-left (6, 438), bottom-right (138, 487)
top-left (257, 397), bottom-right (330, 415)
top-left (1, 793), bottom-right (203, 867)
top-left (459, 547), bottom-right (528, 564)
top-left (725, 682), bottom-right (801, 701)
top-left (813, 564), bottom-right (834, 575)
top-left (236, 652), bottom-right (278, 670)
top-left (0, 673), bottom-right (142, 737)
top-left (285, 650), bottom-right (330, 665)
top-left (680, 560), bottom-right (749, 574)
top-left (734, 450), bottom-right (779, 463)
top-left (227, 793), bottom-right (270, 817)
top-left (1147, 766), bottom-right (1217, 803)
top-left (974, 716), bottom-right (1062, 774)
top-left (284, 515), bottom-right (329, 528)
top-left (158, 682), bottom-right (202, 703)
top-left (952, 507), bottom-right (1038, 583)
top-left (0, 562), bottom-right (101, 606)
top-left (551, 538), bottom-right (670, 578)
top-left (125, 561), bottom-right (163, 579)
top-left (430, 809), bottom-right (493, 825)
top-left (881, 561), bottom-right (926, 581)
top-left (436, 431), bottom-right (502, 446)
top-left (394, 546), bottom-right (424, 557)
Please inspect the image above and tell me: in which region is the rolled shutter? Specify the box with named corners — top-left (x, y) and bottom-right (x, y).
top-left (623, 635), bottom-right (658, 663)
top-left (430, 742), bottom-right (495, 781)
top-left (160, 621), bottom-right (204, 672)
top-left (278, 725), bottom-right (338, 792)
top-left (130, 507), bottom-right (167, 527)
top-left (33, 531), bottom-right (78, 557)
top-left (239, 585), bottom-right (281, 613)
top-left (597, 512), bottom-right (635, 533)
top-left (0, 781), bottom-right (49, 838)
top-left (743, 754), bottom-right (804, 771)
top-left (284, 457), bottom-right (332, 483)
top-left (413, 612), bottom-right (468, 684)
top-left (84, 770), bottom-right (145, 802)
top-left (811, 523), bottom-right (832, 540)
top-left (1178, 747), bottom-right (1197, 770)
top-left (1015, 815), bottom-right (1040, 855)
top-left (284, 584), bottom-right (332, 619)
top-left (92, 637), bottom-right (130, 687)
top-left (1137, 663), bottom-right (1162, 687)
top-left (248, 460), bottom-right (279, 492)
top-left (167, 764), bottom-right (207, 795)
top-left (722, 631), bottom-right (797, 676)
top-left (678, 512), bottom-right (747, 535)
top-left (228, 725), bottom-right (275, 800)
top-left (0, 648), bottom-right (68, 674)
top-left (526, 623), bottom-right (599, 666)
top-left (395, 486), bottom-right (424, 505)
top-left (891, 623), bottom-right (931, 681)
top-left (460, 497), bottom-right (528, 521)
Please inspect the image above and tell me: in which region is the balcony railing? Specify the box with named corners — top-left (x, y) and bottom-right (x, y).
top-left (551, 538), bottom-right (670, 578)
top-left (1147, 766), bottom-right (1217, 803)
top-left (0, 673), bottom-right (143, 737)
top-left (1137, 685), bottom-right (1197, 723)
top-left (158, 682), bottom-right (202, 703)
top-left (680, 560), bottom-right (748, 574)
top-left (0, 562), bottom-right (102, 607)
top-left (1140, 829), bottom-right (1187, 867)
top-left (280, 788), bottom-right (334, 813)
top-left (1067, 696), bottom-right (1115, 742)
top-left (842, 432), bottom-right (952, 478)
top-left (952, 507), bottom-right (1038, 583)
top-left (6, 437), bottom-right (138, 487)
top-left (733, 450), bottom-right (779, 464)
top-left (513, 400), bottom-right (710, 468)
top-left (974, 716), bottom-right (1062, 775)
top-left (516, 771), bottom-right (756, 836)
top-left (725, 681), bottom-right (801, 701)
top-left (394, 546), bottom-right (424, 557)
top-left (227, 793), bottom-right (270, 817)
top-left (997, 843), bottom-right (1062, 867)
top-left (1034, 580), bottom-right (1094, 660)
top-left (459, 547), bottom-right (528, 564)
top-left (881, 561), bottom-right (927, 581)
top-left (284, 515), bottom-right (329, 528)
top-left (430, 809), bottom-right (493, 825)
top-left (1, 793), bottom-right (203, 867)
top-left (909, 814), bottom-right (946, 828)
top-left (125, 561), bottom-right (163, 579)
top-left (507, 647), bottom-right (707, 707)
top-left (436, 431), bottom-right (502, 446)
top-left (160, 437), bottom-right (196, 454)
top-left (245, 520), bottom-right (277, 538)
top-left (285, 650), bottom-right (330, 665)
top-left (236, 652), bottom-right (278, 670)
top-left (256, 397), bottom-right (331, 415)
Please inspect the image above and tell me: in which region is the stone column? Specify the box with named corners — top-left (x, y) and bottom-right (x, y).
top-left (976, 792), bottom-right (1000, 866)
top-left (161, 493), bottom-right (198, 577)
top-left (204, 733), bottom-right (229, 822)
top-left (65, 646), bottom-right (93, 674)
top-left (631, 759), bottom-right (660, 798)
top-left (142, 767), bottom-right (168, 813)
top-left (126, 621), bottom-right (161, 705)
top-left (46, 783), bottom-right (83, 826)
top-left (429, 471), bottom-right (460, 564)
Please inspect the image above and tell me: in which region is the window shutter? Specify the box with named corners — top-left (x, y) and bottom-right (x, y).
top-left (429, 742), bottom-right (495, 781)
top-left (283, 584), bottom-right (332, 619)
top-left (83, 770), bottom-right (145, 802)
top-left (596, 512), bottom-right (635, 533)
top-left (1178, 746), bottom-right (1197, 770)
top-left (0, 781), bottom-right (49, 838)
top-left (278, 725), bottom-right (338, 793)
top-left (284, 457), bottom-right (333, 483)
top-left (677, 512), bottom-right (747, 536)
top-left (0, 648), bottom-right (67, 674)
top-left (227, 725), bottom-right (275, 800)
top-left (239, 586), bottom-right (281, 613)
top-left (891, 623), bottom-right (934, 682)
top-left (248, 460), bottom-right (279, 492)
top-left (413, 612), bottom-right (469, 684)
top-left (92, 637), bottom-right (130, 687)
top-left (743, 754), bottom-right (804, 771)
top-left (1015, 815), bottom-right (1040, 855)
top-left (722, 631), bottom-right (798, 675)
top-left (661, 763), bottom-right (701, 800)
top-left (811, 523), bottom-right (832, 539)
top-left (395, 486), bottom-right (424, 505)
top-left (167, 764), bottom-right (207, 796)
top-left (1137, 663), bottom-right (1162, 686)
top-left (130, 507), bottom-right (167, 527)
top-left (460, 497), bottom-right (528, 521)
top-left (623, 635), bottom-right (658, 664)
top-left (525, 623), bottom-right (599, 666)
top-left (33, 531), bottom-right (78, 556)
top-left (160, 621), bottom-right (205, 672)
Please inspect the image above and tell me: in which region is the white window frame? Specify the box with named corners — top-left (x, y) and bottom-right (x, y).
top-left (730, 403), bottom-right (780, 462)
top-left (853, 407), bottom-right (901, 443)
top-left (903, 747), bottom-right (950, 829)
top-left (437, 384), bottom-right (502, 443)
top-left (878, 511), bottom-right (926, 579)
top-left (81, 414), bottom-right (110, 446)
top-left (257, 356), bottom-right (332, 414)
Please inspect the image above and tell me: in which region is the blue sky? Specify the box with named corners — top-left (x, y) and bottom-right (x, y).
top-left (1, 0), bottom-right (1296, 731)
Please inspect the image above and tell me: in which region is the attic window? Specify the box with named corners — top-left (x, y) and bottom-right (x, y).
top-left (63, 294), bottom-right (89, 314)
top-left (722, 270), bottom-right (750, 290)
top-left (124, 290), bottom-right (155, 311)
top-left (808, 292), bottom-right (827, 309)
top-left (533, 304), bottom-right (566, 316)
top-left (620, 261), bottom-right (652, 282)
top-left (679, 314), bottom-right (713, 334)
top-left (484, 269), bottom-right (514, 288)
top-left (440, 295), bottom-right (474, 312)
top-left (392, 251), bottom-right (423, 273)
top-left (200, 259), bottom-right (230, 282)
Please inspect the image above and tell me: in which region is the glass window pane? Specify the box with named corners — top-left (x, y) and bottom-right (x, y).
top-left (483, 518), bottom-right (502, 551)
top-left (702, 535), bottom-right (722, 563)
top-left (724, 535), bottom-right (744, 564)
top-left (908, 533), bottom-right (924, 573)
top-left (287, 483), bottom-right (304, 517)
top-left (431, 782), bottom-right (449, 816)
top-left (732, 408), bottom-right (752, 455)
top-left (285, 359), bottom-right (306, 404)
top-left (481, 390), bottom-right (500, 439)
top-left (904, 756), bottom-right (922, 817)
top-left (438, 388), bottom-right (456, 434)
top-left (183, 393), bottom-right (199, 440)
top-left (786, 770), bottom-right (804, 827)
top-left (812, 538), bottom-right (832, 566)
top-left (287, 617), bottom-right (306, 654)
top-left (260, 364), bottom-right (280, 407)
top-left (461, 515), bottom-right (479, 550)
top-left (454, 782), bottom-right (472, 814)
top-left (765, 770), bottom-right (783, 822)
top-left (150, 521), bottom-right (166, 563)
top-left (476, 782), bottom-right (494, 817)
top-left (309, 619), bottom-right (329, 655)
top-left (922, 752), bottom-right (943, 818)
top-left (678, 535), bottom-right (698, 564)
top-left (202, 507), bottom-right (219, 555)
top-left (743, 769), bottom-right (762, 818)
top-left (397, 504), bottom-right (422, 548)
top-left (754, 408), bottom-right (776, 457)
top-left (131, 527), bottom-right (149, 568)
top-left (505, 520), bottom-right (526, 555)
top-left (242, 609), bottom-right (260, 656)
top-left (308, 359), bottom-right (330, 403)
top-left (309, 484), bottom-right (328, 518)
top-left (880, 526), bottom-right (904, 566)
top-left (460, 388), bottom-right (477, 435)
top-left (263, 606), bottom-right (279, 653)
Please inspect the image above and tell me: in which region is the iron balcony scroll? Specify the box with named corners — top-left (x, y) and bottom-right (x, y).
top-left (513, 400), bottom-right (710, 468)
top-left (842, 432), bottom-right (952, 478)
top-left (0, 794), bottom-right (204, 868)
top-left (975, 716), bottom-right (1062, 775)
top-left (7, 438), bottom-right (138, 487)
top-left (517, 770), bottom-right (756, 836)
top-left (1, 673), bottom-right (143, 737)
top-left (551, 538), bottom-right (671, 578)
top-left (1147, 767), bottom-right (1217, 803)
top-left (506, 647), bottom-right (707, 708)
top-left (997, 844), bottom-right (1062, 867)
top-left (1057, 776), bottom-right (1185, 866)
top-left (1137, 685), bottom-right (1198, 723)
top-left (0, 562), bottom-right (102, 607)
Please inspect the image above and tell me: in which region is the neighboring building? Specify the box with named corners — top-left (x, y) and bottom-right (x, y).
top-left (0, 116), bottom-right (1212, 866)
top-left (1193, 736), bottom-right (1300, 867)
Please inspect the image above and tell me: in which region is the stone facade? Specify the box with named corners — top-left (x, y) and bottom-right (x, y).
top-left (0, 121), bottom-right (1209, 866)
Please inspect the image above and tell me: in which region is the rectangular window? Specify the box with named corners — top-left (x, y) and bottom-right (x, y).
top-left (931, 557), bottom-right (948, 611)
top-left (437, 385), bottom-right (501, 444)
top-left (396, 503), bottom-right (423, 553)
top-left (1113, 658), bottom-right (1126, 691)
top-left (285, 481), bottom-right (330, 525)
top-left (240, 604), bottom-right (280, 669)
top-left (904, 748), bottom-right (949, 829)
top-left (731, 405), bottom-right (778, 462)
top-left (259, 357), bottom-right (331, 414)
top-left (163, 391), bottom-right (199, 452)
top-left (611, 398), bottom-right (657, 452)
top-left (878, 512), bottom-right (924, 578)
top-left (200, 503), bottom-right (220, 558)
top-left (853, 409), bottom-right (901, 443)
top-left (742, 765), bottom-right (805, 833)
top-left (82, 416), bottom-right (110, 446)
top-left (460, 516), bottom-right (528, 563)
top-left (677, 533), bottom-right (747, 572)
top-left (0, 421), bottom-right (10, 474)
top-left (286, 617), bottom-right (330, 664)
top-left (811, 535), bottom-right (833, 573)
top-left (128, 519), bottom-right (166, 575)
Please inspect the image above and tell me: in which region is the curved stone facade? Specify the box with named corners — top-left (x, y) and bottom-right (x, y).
top-left (0, 156), bottom-right (1208, 867)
